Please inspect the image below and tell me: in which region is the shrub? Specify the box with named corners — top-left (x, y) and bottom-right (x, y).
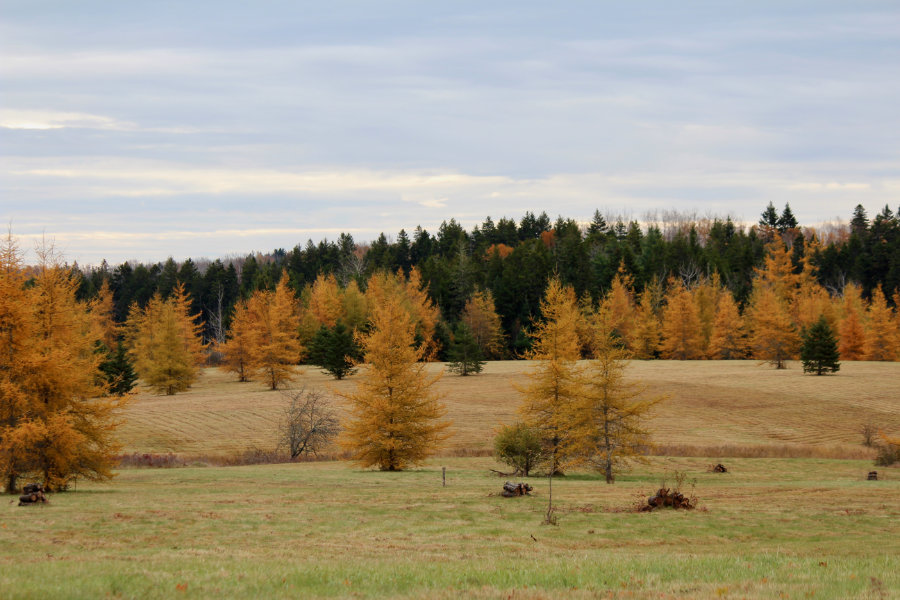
top-left (493, 423), bottom-right (545, 476)
top-left (874, 434), bottom-right (900, 467)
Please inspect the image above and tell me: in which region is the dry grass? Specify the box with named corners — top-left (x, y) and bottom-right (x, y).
top-left (117, 360), bottom-right (900, 460)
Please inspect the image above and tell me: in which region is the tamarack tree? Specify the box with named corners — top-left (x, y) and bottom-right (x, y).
top-left (340, 285), bottom-right (451, 471)
top-left (516, 276), bottom-right (584, 474)
top-left (1, 236), bottom-right (124, 492)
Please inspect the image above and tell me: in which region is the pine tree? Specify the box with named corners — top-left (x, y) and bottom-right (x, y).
top-left (99, 340), bottom-right (138, 396)
top-left (570, 336), bottom-right (662, 483)
top-left (801, 316), bottom-right (840, 375)
top-left (309, 321), bottom-right (360, 380)
top-left (517, 277), bottom-right (584, 474)
top-left (340, 293), bottom-right (450, 470)
top-left (447, 322), bottom-right (485, 376)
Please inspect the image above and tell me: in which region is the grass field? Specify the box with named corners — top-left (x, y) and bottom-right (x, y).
top-left (117, 360), bottom-right (900, 460)
top-left (2, 457), bottom-right (898, 599)
top-left (3, 360), bottom-right (898, 598)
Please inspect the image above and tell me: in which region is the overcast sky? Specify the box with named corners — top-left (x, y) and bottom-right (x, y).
top-left (2, 1), bottom-right (899, 265)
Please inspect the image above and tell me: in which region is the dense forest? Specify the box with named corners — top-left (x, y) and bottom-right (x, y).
top-left (72, 202), bottom-right (900, 359)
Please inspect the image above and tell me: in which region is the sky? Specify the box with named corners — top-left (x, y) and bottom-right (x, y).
top-left (2, 1), bottom-right (899, 266)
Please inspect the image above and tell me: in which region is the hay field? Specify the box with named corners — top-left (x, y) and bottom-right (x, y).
top-left (117, 360), bottom-right (900, 459)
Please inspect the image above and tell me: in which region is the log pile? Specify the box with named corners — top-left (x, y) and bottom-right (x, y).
top-left (18, 483), bottom-right (48, 506)
top-left (867, 471), bottom-right (878, 481)
top-left (501, 481), bottom-right (533, 497)
top-left (639, 487), bottom-right (696, 512)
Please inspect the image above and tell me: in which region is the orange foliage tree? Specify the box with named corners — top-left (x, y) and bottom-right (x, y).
top-left (838, 283), bottom-right (867, 360)
top-left (127, 284), bottom-right (207, 395)
top-left (461, 288), bottom-right (505, 359)
top-left (707, 292), bottom-right (749, 359)
top-left (517, 277), bottom-right (584, 473)
top-left (659, 278), bottom-right (704, 360)
top-left (864, 286), bottom-right (897, 361)
top-left (1, 237), bottom-right (124, 492)
top-left (221, 299), bottom-right (258, 382)
top-left (245, 271), bottom-right (304, 390)
top-left (340, 291), bottom-right (450, 470)
top-left (747, 286), bottom-right (799, 369)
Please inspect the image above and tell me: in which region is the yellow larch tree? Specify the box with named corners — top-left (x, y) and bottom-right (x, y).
top-left (517, 277), bottom-right (585, 473)
top-left (171, 282), bottom-right (208, 367)
top-left (246, 270), bottom-right (304, 390)
top-left (570, 333), bottom-right (663, 483)
top-left (693, 274), bottom-right (721, 354)
top-left (364, 269), bottom-right (441, 360)
top-left (340, 280), bottom-right (369, 331)
top-left (600, 264), bottom-right (636, 350)
top-left (2, 238), bottom-right (124, 492)
top-left (90, 279), bottom-right (120, 350)
top-left (461, 287), bottom-right (505, 359)
top-left (747, 285), bottom-right (799, 369)
top-left (221, 299), bottom-right (259, 382)
top-left (707, 292), bottom-right (750, 359)
top-left (659, 278), bottom-right (704, 360)
top-left (838, 283), bottom-right (868, 360)
top-left (864, 286), bottom-right (897, 361)
top-left (307, 273), bottom-right (345, 327)
top-left (127, 294), bottom-right (197, 395)
top-left (629, 289), bottom-right (661, 359)
top-left (339, 291), bottom-right (450, 470)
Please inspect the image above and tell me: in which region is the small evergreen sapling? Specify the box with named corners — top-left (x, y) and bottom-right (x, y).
top-left (447, 322), bottom-right (485, 376)
top-left (309, 321), bottom-right (360, 380)
top-left (801, 316), bottom-right (840, 375)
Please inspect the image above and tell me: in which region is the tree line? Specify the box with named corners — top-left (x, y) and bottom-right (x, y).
top-left (71, 202), bottom-right (900, 363)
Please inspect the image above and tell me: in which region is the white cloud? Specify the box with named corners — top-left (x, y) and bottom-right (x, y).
top-left (0, 109), bottom-right (134, 131)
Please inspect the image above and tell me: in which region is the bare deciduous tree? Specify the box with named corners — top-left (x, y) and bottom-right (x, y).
top-left (278, 389), bottom-right (340, 459)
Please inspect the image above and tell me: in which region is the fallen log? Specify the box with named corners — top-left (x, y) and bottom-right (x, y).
top-left (501, 481), bottom-right (533, 497)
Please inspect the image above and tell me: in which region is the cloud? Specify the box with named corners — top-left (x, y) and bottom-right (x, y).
top-left (0, 109), bottom-right (135, 131)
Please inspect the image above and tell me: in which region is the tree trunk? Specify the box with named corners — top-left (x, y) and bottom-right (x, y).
top-left (5, 473), bottom-right (16, 495)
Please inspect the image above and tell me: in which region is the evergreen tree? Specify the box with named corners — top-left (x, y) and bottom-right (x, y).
top-left (778, 203), bottom-right (798, 232)
top-left (447, 322), bottom-right (485, 376)
top-left (99, 341), bottom-right (138, 396)
top-left (309, 321), bottom-right (360, 380)
top-left (801, 316), bottom-right (840, 375)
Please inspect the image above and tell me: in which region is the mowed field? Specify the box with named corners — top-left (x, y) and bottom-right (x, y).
top-left (117, 360), bottom-right (900, 459)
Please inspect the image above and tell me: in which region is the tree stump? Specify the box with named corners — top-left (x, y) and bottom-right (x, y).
top-left (867, 471), bottom-right (878, 481)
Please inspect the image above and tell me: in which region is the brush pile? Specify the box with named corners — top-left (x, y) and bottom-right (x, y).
top-left (639, 487), bottom-right (696, 511)
top-left (710, 463), bottom-right (728, 473)
top-left (18, 483), bottom-right (48, 506)
top-left (501, 481), bottom-right (533, 497)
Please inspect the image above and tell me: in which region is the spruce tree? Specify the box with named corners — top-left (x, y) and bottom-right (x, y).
top-left (801, 316), bottom-right (840, 375)
top-left (99, 340), bottom-right (138, 396)
top-left (309, 321), bottom-right (360, 380)
top-left (447, 322), bottom-right (485, 376)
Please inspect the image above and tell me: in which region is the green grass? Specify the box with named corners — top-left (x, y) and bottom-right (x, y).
top-left (2, 457), bottom-right (898, 598)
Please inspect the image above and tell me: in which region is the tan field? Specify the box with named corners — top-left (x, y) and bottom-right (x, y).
top-left (117, 360), bottom-right (900, 460)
